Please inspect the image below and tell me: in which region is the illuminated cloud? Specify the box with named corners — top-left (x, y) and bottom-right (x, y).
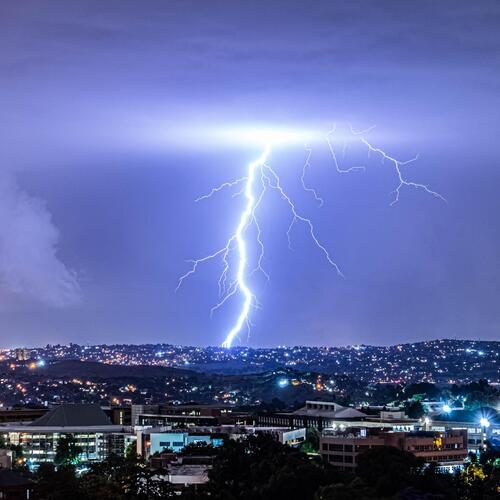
top-left (0, 173), bottom-right (81, 307)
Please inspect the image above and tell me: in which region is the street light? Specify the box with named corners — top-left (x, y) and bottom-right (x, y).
top-left (423, 417), bottom-right (431, 430)
top-left (479, 417), bottom-right (490, 452)
top-left (479, 417), bottom-right (490, 429)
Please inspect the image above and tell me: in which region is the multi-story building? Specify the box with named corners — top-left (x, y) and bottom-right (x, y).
top-left (0, 408), bottom-right (48, 424)
top-left (0, 404), bottom-right (129, 467)
top-left (138, 429), bottom-right (214, 456)
top-left (258, 400), bottom-right (417, 432)
top-left (320, 428), bottom-right (468, 472)
top-left (426, 407), bottom-right (499, 453)
top-left (134, 404), bottom-right (253, 429)
top-left (137, 425), bottom-right (306, 458)
top-left (137, 414), bottom-right (219, 428)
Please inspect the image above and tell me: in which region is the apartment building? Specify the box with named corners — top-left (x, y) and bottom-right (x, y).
top-left (320, 428), bottom-right (468, 472)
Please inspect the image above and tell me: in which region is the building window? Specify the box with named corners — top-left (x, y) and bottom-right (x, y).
top-left (328, 444), bottom-right (343, 451)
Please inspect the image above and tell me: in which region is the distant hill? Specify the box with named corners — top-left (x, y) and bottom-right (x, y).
top-left (38, 360), bottom-right (195, 379)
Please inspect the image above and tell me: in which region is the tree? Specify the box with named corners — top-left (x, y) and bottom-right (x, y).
top-left (181, 442), bottom-right (217, 456)
top-left (356, 446), bottom-right (425, 497)
top-left (200, 434), bottom-right (333, 500)
top-left (34, 463), bottom-right (82, 500)
top-left (82, 453), bottom-right (174, 499)
top-left (315, 477), bottom-right (375, 500)
top-left (125, 441), bottom-right (138, 459)
top-left (404, 400), bottom-right (425, 419)
top-left (9, 444), bottom-right (26, 470)
top-left (54, 434), bottom-right (83, 466)
top-left (301, 428), bottom-right (320, 454)
top-left (404, 383), bottom-right (440, 400)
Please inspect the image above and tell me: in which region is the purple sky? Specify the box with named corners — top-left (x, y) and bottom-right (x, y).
top-left (1, 0), bottom-right (499, 347)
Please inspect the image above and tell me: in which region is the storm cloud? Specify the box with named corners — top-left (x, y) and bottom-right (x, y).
top-left (0, 173), bottom-right (80, 307)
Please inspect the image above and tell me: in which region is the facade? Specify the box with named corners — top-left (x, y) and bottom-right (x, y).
top-left (137, 425), bottom-right (306, 458)
top-left (0, 409), bottom-right (48, 424)
top-left (135, 404), bottom-right (253, 429)
top-left (149, 430), bottom-right (212, 454)
top-left (0, 450), bottom-right (13, 470)
top-left (0, 404), bottom-right (128, 467)
top-left (150, 455), bottom-right (213, 490)
top-left (250, 426), bottom-right (306, 446)
top-left (106, 406), bottom-right (132, 426)
top-left (258, 400), bottom-right (417, 433)
top-left (320, 429), bottom-right (468, 472)
top-left (138, 414), bottom-right (219, 428)
top-left (137, 428), bottom-right (219, 458)
top-left (167, 464), bottom-right (210, 488)
top-left (131, 405), bottom-right (159, 426)
top-left (427, 407), bottom-right (500, 453)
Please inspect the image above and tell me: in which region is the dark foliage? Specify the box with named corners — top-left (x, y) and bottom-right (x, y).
top-left (29, 434), bottom-right (500, 500)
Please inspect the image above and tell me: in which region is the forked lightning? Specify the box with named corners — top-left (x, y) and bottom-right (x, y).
top-left (177, 126), bottom-right (445, 347)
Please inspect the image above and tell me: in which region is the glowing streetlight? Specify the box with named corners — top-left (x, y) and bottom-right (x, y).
top-left (479, 417), bottom-right (490, 429)
top-left (479, 417), bottom-right (490, 452)
top-left (423, 416), bottom-right (431, 430)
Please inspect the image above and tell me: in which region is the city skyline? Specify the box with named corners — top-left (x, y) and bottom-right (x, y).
top-left (1, 1), bottom-right (500, 346)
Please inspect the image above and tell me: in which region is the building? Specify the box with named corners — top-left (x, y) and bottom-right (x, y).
top-left (150, 455), bottom-right (213, 490)
top-left (167, 462), bottom-right (210, 489)
top-left (14, 349), bottom-right (31, 363)
top-left (0, 408), bottom-right (48, 424)
top-left (426, 406), bottom-right (500, 453)
top-left (137, 414), bottom-right (219, 428)
top-left (131, 405), bottom-right (159, 426)
top-left (139, 429), bottom-right (214, 456)
top-left (105, 406), bottom-right (132, 426)
top-left (320, 428), bottom-right (468, 472)
top-left (135, 404), bottom-right (253, 429)
top-left (137, 425), bottom-right (306, 458)
top-left (0, 450), bottom-right (13, 470)
top-left (258, 400), bottom-right (417, 432)
top-left (0, 404), bottom-right (129, 467)
top-left (159, 404), bottom-right (236, 418)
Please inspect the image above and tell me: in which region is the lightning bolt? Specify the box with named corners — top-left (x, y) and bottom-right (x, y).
top-left (177, 126), bottom-right (445, 348)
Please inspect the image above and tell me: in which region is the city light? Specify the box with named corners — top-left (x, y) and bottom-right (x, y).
top-left (442, 404), bottom-right (452, 413)
top-left (277, 378), bottom-right (289, 388)
top-left (479, 417), bottom-right (490, 428)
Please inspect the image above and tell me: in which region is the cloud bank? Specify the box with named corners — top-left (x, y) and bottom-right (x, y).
top-left (0, 173), bottom-right (80, 307)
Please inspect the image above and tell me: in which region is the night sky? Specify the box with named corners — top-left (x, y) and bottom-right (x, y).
top-left (1, 1), bottom-right (499, 347)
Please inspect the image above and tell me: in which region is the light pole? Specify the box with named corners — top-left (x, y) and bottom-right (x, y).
top-left (479, 417), bottom-right (490, 452)
top-left (423, 416), bottom-right (431, 431)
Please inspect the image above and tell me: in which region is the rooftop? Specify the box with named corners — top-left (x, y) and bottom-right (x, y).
top-left (32, 404), bottom-right (113, 427)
